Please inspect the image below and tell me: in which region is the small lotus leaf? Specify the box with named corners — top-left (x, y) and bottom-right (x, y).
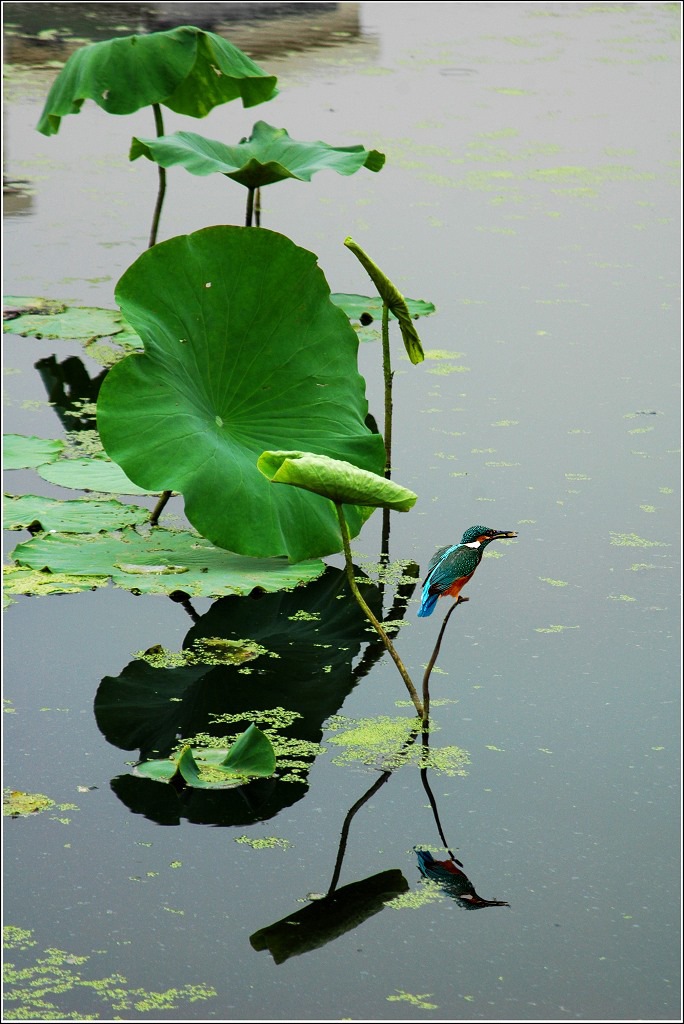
top-left (136, 726), bottom-right (276, 788)
top-left (10, 527), bottom-right (324, 597)
top-left (218, 723), bottom-right (277, 777)
top-left (331, 293), bottom-right (436, 322)
top-left (37, 26), bottom-right (278, 135)
top-left (96, 226), bottom-right (386, 560)
top-left (4, 296), bottom-right (66, 316)
top-left (130, 120), bottom-right (385, 188)
top-left (134, 757), bottom-right (178, 783)
top-left (258, 451), bottom-right (417, 512)
top-left (3, 305), bottom-right (130, 341)
top-left (3, 494), bottom-right (150, 533)
top-left (3, 434), bottom-right (65, 470)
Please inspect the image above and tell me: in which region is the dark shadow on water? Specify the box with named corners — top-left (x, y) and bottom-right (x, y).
top-left (98, 564), bottom-right (415, 825)
top-left (250, 725), bottom-right (509, 964)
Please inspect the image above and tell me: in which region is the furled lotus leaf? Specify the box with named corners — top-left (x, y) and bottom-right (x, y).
top-left (344, 238), bottom-right (425, 365)
top-left (258, 451), bottom-right (417, 512)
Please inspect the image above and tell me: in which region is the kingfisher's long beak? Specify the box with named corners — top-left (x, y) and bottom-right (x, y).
top-left (495, 530), bottom-right (517, 539)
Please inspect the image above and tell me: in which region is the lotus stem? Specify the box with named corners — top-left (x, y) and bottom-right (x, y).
top-left (335, 501), bottom-right (423, 718)
top-left (148, 103), bottom-right (167, 248)
top-left (328, 721), bottom-right (421, 895)
top-left (379, 301), bottom-right (393, 564)
top-left (328, 768), bottom-right (392, 895)
top-left (382, 301), bottom-right (392, 479)
top-left (149, 489), bottom-right (172, 526)
top-left (245, 186), bottom-right (255, 227)
top-left (421, 596), bottom-right (467, 721)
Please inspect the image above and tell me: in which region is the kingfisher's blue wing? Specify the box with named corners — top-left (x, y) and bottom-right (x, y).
top-left (424, 544), bottom-right (480, 594)
top-left (422, 544), bottom-right (456, 585)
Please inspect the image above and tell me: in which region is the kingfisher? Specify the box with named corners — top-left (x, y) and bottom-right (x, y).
top-left (417, 525), bottom-right (517, 617)
top-left (415, 850), bottom-right (510, 909)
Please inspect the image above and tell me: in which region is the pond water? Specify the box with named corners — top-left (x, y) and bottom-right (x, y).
top-left (3, 2), bottom-right (681, 1021)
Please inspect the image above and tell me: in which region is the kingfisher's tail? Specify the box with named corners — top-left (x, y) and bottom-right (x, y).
top-left (417, 590), bottom-right (438, 617)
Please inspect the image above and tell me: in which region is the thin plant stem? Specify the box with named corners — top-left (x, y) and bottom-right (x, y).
top-left (245, 186), bottom-right (255, 227)
top-left (380, 506), bottom-right (390, 568)
top-left (149, 489), bottom-right (172, 526)
top-left (147, 103), bottom-right (167, 248)
top-left (335, 501), bottom-right (423, 718)
top-left (327, 721), bottom-right (421, 895)
top-left (327, 769), bottom-right (392, 895)
top-left (381, 301), bottom-right (392, 478)
top-left (255, 186), bottom-right (261, 227)
top-left (379, 303), bottom-right (392, 568)
top-left (421, 596), bottom-right (467, 721)
top-left (419, 730), bottom-right (461, 863)
top-left (144, 104), bottom-right (168, 524)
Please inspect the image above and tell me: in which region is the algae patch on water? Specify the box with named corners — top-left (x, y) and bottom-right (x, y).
top-left (137, 637), bottom-right (271, 669)
top-left (386, 989), bottom-right (439, 1010)
top-left (610, 532), bottom-right (668, 548)
top-left (3, 925), bottom-right (216, 1020)
top-left (3, 790), bottom-right (55, 817)
top-left (235, 835), bottom-right (293, 850)
top-left (326, 715), bottom-right (469, 776)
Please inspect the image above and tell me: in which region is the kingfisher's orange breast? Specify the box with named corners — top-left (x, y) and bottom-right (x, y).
top-left (442, 571), bottom-right (475, 599)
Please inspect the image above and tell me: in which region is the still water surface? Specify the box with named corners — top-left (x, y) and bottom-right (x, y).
top-left (3, 2), bottom-right (680, 1020)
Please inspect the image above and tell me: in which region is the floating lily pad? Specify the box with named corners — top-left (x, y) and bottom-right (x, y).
top-left (36, 455), bottom-right (157, 495)
top-left (3, 494), bottom-right (150, 533)
top-left (97, 226), bottom-right (386, 561)
top-left (4, 304), bottom-right (129, 341)
top-left (331, 294), bottom-right (436, 323)
top-left (3, 296), bottom-right (66, 317)
top-left (130, 120), bottom-right (384, 188)
top-left (3, 564), bottom-right (108, 603)
top-left (3, 434), bottom-right (65, 470)
top-left (10, 527), bottom-right (325, 597)
top-left (37, 26), bottom-right (278, 135)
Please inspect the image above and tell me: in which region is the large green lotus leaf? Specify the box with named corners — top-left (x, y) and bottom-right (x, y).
top-left (97, 226), bottom-right (386, 561)
top-left (3, 494), bottom-right (150, 533)
top-left (36, 454), bottom-right (157, 495)
top-left (3, 434), bottom-right (65, 470)
top-left (258, 451), bottom-right (417, 511)
top-left (37, 26), bottom-right (278, 135)
top-left (10, 528), bottom-right (324, 597)
top-left (130, 120), bottom-right (385, 188)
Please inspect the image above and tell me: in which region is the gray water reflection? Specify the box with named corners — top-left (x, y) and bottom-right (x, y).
top-left (3, 2), bottom-right (680, 1021)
